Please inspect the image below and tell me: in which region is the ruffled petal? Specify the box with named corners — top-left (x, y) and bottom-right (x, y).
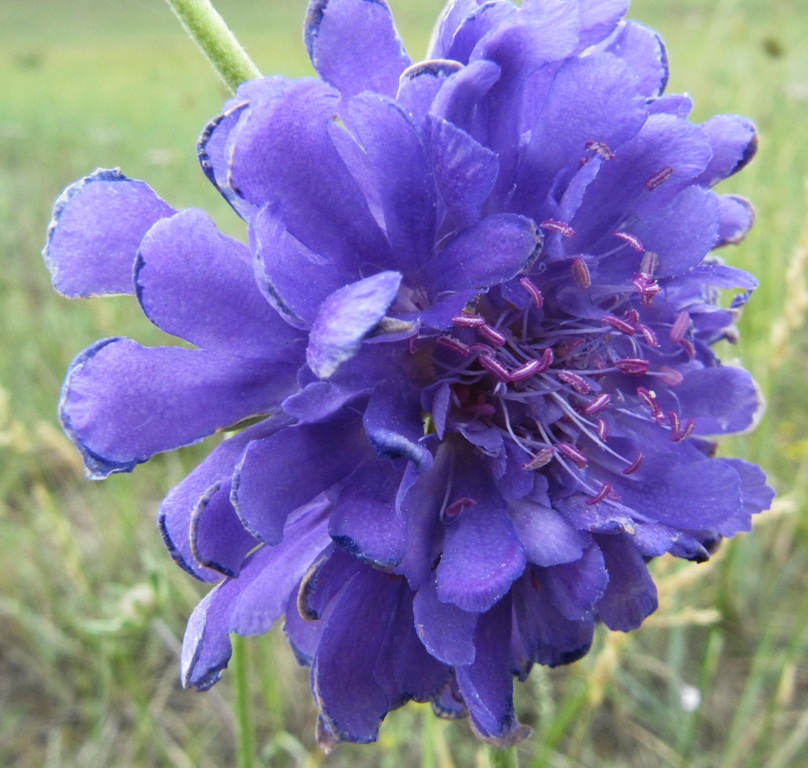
top-left (696, 114), bottom-right (758, 186)
top-left (44, 169), bottom-right (175, 298)
top-left (60, 339), bottom-right (293, 478)
top-left (305, 0), bottom-right (411, 99)
top-left (605, 21), bottom-right (668, 98)
top-left (135, 208), bottom-right (304, 357)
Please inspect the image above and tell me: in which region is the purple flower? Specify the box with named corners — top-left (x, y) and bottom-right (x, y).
top-left (46, 0), bottom-right (773, 748)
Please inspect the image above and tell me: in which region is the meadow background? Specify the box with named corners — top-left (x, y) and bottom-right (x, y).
top-left (1, 0), bottom-right (807, 765)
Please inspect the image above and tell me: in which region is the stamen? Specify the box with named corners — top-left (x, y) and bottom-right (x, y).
top-left (658, 366), bottom-right (684, 386)
top-left (623, 452), bottom-right (644, 475)
top-left (646, 166), bottom-right (674, 190)
top-left (632, 273), bottom-right (661, 305)
top-left (519, 277), bottom-right (544, 309)
top-left (558, 370), bottom-right (591, 394)
top-left (572, 257), bottom-right (591, 289)
top-left (674, 418), bottom-right (696, 443)
top-left (534, 347), bottom-right (555, 373)
top-left (523, 447), bottom-right (555, 470)
top-left (602, 315), bottom-right (636, 336)
top-left (557, 442), bottom-right (588, 468)
top-left (679, 338), bottom-right (696, 359)
top-left (436, 336), bottom-right (470, 356)
top-left (444, 497), bottom-right (477, 520)
top-left (468, 342), bottom-right (495, 357)
top-left (478, 323), bottom-right (507, 347)
top-left (636, 387), bottom-right (664, 422)
top-left (614, 232), bottom-right (645, 252)
top-left (509, 359), bottom-right (542, 383)
top-left (670, 310), bottom-right (690, 343)
top-left (623, 309), bottom-right (640, 326)
top-left (540, 219), bottom-right (576, 238)
top-left (479, 354), bottom-right (511, 382)
top-left (615, 358), bottom-right (650, 376)
top-left (596, 418), bottom-right (609, 441)
top-left (586, 482), bottom-right (614, 506)
top-left (584, 393), bottom-right (611, 416)
top-left (585, 140), bottom-right (615, 160)
top-left (451, 314), bottom-right (485, 328)
top-left (638, 324), bottom-right (660, 348)
top-left (640, 251), bottom-right (659, 276)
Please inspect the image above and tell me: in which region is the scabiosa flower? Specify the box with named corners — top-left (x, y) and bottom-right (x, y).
top-left (46, 0), bottom-right (774, 748)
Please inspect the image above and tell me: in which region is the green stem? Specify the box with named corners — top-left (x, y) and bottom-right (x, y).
top-left (231, 635), bottom-right (256, 768)
top-left (164, 0), bottom-right (262, 92)
top-left (488, 745), bottom-right (519, 768)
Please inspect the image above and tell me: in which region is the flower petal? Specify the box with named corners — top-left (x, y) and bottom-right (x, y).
top-left (605, 21), bottom-right (668, 98)
top-left (696, 114), bottom-right (758, 186)
top-left (413, 577), bottom-right (478, 666)
top-left (305, 0), bottom-right (411, 99)
top-left (307, 271), bottom-right (403, 379)
top-left (44, 169), bottom-right (175, 298)
top-left (716, 194), bottom-right (754, 247)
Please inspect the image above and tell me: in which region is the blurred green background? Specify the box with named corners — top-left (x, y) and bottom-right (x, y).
top-left (1, 0), bottom-right (807, 766)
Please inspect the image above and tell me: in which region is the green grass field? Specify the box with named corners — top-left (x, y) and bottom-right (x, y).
top-left (1, 0), bottom-right (807, 766)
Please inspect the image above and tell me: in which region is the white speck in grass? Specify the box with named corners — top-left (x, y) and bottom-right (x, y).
top-left (679, 684), bottom-right (702, 713)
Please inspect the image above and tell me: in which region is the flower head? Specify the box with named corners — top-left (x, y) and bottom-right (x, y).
top-left (46, 0), bottom-right (773, 747)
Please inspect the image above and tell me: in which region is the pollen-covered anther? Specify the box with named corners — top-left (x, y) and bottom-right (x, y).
top-left (615, 358), bottom-right (650, 376)
top-left (638, 324), bottom-right (660, 348)
top-left (614, 232), bottom-right (645, 252)
top-left (571, 257), bottom-right (591, 289)
top-left (477, 323), bottom-right (507, 347)
top-left (602, 315), bottom-right (635, 336)
top-left (632, 272), bottom-right (660, 305)
top-left (523, 447), bottom-right (555, 470)
top-left (636, 386), bottom-right (663, 421)
top-left (451, 313), bottom-right (486, 329)
top-left (444, 496), bottom-right (477, 520)
top-left (668, 411), bottom-right (696, 442)
top-left (585, 140), bottom-right (615, 160)
top-left (583, 393), bottom-right (611, 416)
top-left (479, 354), bottom-right (511, 382)
top-left (436, 335), bottom-right (470, 357)
top-left (586, 482), bottom-right (614, 506)
top-left (519, 277), bottom-right (544, 309)
top-left (623, 452), bottom-right (644, 475)
top-left (540, 219), bottom-right (576, 238)
top-left (557, 442), bottom-right (588, 468)
top-left (645, 166), bottom-right (674, 190)
top-left (558, 370), bottom-right (590, 394)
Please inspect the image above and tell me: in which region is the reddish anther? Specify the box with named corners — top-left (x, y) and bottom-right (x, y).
top-left (615, 358), bottom-right (650, 376)
top-left (534, 347), bottom-right (555, 373)
top-left (523, 447), bottom-right (555, 470)
top-left (571, 257), bottom-right (591, 289)
top-left (558, 370), bottom-right (591, 394)
top-left (519, 277), bottom-right (544, 309)
top-left (444, 497), bottom-right (477, 519)
top-left (670, 310), bottom-right (690, 343)
top-left (479, 354), bottom-right (511, 382)
top-left (437, 336), bottom-right (470, 356)
top-left (540, 219), bottom-right (576, 238)
top-left (623, 309), bottom-right (640, 326)
top-left (632, 273), bottom-right (660, 306)
top-left (584, 393), bottom-right (611, 416)
top-left (585, 140), bottom-right (615, 160)
top-left (508, 358), bottom-right (542, 383)
top-left (646, 166), bottom-right (674, 190)
top-left (658, 366), bottom-right (684, 386)
top-left (679, 338), bottom-right (696, 359)
top-left (478, 323), bottom-right (507, 347)
top-left (637, 387), bottom-right (663, 421)
top-left (596, 418), bottom-right (609, 441)
top-left (602, 315), bottom-right (635, 336)
top-left (451, 314), bottom-right (485, 328)
top-left (557, 442), bottom-right (588, 468)
top-left (638, 324), bottom-right (660, 348)
top-left (614, 231), bottom-right (645, 252)
top-left (586, 482), bottom-right (614, 506)
top-left (623, 452), bottom-right (644, 475)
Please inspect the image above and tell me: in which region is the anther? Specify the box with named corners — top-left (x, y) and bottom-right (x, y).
top-left (451, 314), bottom-right (485, 328)
top-left (632, 273), bottom-right (660, 306)
top-left (646, 166), bottom-right (674, 190)
top-left (623, 452), bottom-right (644, 475)
top-left (523, 447), bottom-right (555, 470)
top-left (444, 497), bottom-right (477, 520)
top-left (679, 338), bottom-right (696, 359)
top-left (558, 370), bottom-right (591, 394)
top-left (674, 418), bottom-right (696, 443)
top-left (638, 324), bottom-right (660, 348)
top-left (615, 358), bottom-right (650, 376)
top-left (596, 418), bottom-right (609, 441)
top-left (519, 277), bottom-right (544, 309)
top-left (478, 323), bottom-right (507, 347)
top-left (540, 219), bottom-right (576, 238)
top-left (658, 366), bottom-right (684, 386)
top-left (557, 442), bottom-right (588, 468)
top-left (640, 251), bottom-right (659, 276)
top-left (534, 347), bottom-right (555, 373)
top-left (636, 387), bottom-right (663, 421)
top-left (670, 310), bottom-right (690, 344)
top-left (436, 336), bottom-right (470, 356)
top-left (602, 315), bottom-right (635, 336)
top-left (509, 359), bottom-right (542, 383)
top-left (623, 310), bottom-right (640, 326)
top-left (584, 393), bottom-right (611, 416)
top-left (479, 354), bottom-right (511, 382)
top-left (585, 140), bottom-right (615, 160)
top-left (571, 257), bottom-right (591, 289)
top-left (586, 482), bottom-right (614, 506)
top-left (614, 232), bottom-right (645, 252)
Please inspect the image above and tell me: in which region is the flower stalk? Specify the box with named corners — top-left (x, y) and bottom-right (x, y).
top-left (164, 0), bottom-right (261, 92)
top-left (232, 635), bottom-right (256, 768)
top-left (488, 745), bottom-right (519, 768)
